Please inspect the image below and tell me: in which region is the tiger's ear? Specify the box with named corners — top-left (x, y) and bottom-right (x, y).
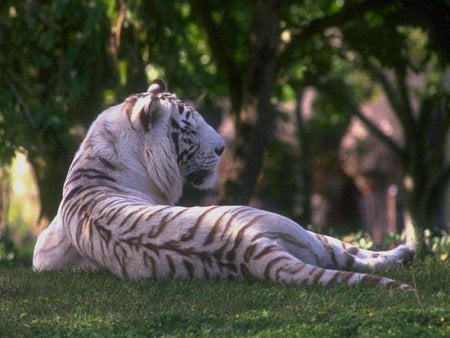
top-left (131, 97), bottom-right (166, 132)
top-left (147, 79), bottom-right (167, 94)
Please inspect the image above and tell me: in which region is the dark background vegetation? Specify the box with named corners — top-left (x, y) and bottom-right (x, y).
top-left (0, 0), bottom-right (449, 261)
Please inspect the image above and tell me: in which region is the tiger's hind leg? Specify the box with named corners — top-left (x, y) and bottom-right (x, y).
top-left (307, 231), bottom-right (416, 271)
top-left (254, 215), bottom-right (415, 272)
top-left (244, 244), bottom-right (413, 291)
top-left (33, 213), bottom-right (99, 272)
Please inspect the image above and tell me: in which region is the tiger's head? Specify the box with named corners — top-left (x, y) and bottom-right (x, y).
top-left (123, 79), bottom-right (225, 202)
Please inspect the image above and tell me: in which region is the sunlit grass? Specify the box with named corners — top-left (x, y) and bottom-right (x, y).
top-left (1, 258), bottom-right (448, 337)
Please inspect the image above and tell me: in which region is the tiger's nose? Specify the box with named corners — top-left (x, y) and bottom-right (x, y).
top-left (214, 146), bottom-right (225, 156)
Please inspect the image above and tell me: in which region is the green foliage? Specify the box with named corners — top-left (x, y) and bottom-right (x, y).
top-left (343, 230), bottom-right (450, 262)
top-left (120, 0), bottom-right (229, 102)
top-left (0, 232), bottom-right (16, 263)
top-left (0, 0), bottom-right (114, 163)
top-left (424, 230), bottom-right (450, 261)
top-left (0, 259), bottom-right (448, 336)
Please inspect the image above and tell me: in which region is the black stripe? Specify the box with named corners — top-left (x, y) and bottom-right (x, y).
top-left (253, 245), bottom-right (279, 260)
top-left (264, 256), bottom-right (290, 281)
top-left (166, 255), bottom-right (176, 278)
top-left (203, 211), bottom-right (228, 245)
top-left (183, 259), bottom-right (195, 279)
top-left (180, 206), bottom-right (219, 241)
top-left (99, 157), bottom-right (119, 171)
top-left (171, 132), bottom-right (180, 155)
top-left (121, 209), bottom-right (149, 236)
top-left (64, 184), bottom-right (92, 202)
top-left (106, 204), bottom-right (131, 224)
top-left (219, 206), bottom-right (249, 239)
top-left (147, 207), bottom-right (188, 238)
top-left (65, 168), bottom-right (117, 185)
top-left (226, 214), bottom-right (264, 261)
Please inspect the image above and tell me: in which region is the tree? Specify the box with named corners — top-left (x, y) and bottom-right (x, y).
top-left (192, 0), bottom-right (449, 252)
top-left (189, 0), bottom-right (282, 204)
top-left (336, 8), bottom-right (450, 253)
top-left (1, 0), bottom-right (115, 220)
top-left (1, 0), bottom-right (448, 255)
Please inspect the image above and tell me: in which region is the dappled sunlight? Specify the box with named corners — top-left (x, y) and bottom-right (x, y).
top-left (5, 152), bottom-right (40, 245)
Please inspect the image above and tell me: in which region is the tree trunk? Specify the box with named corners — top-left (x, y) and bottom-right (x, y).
top-left (219, 0), bottom-right (281, 204)
top-left (0, 169), bottom-right (7, 233)
top-left (294, 89), bottom-right (313, 225)
top-left (29, 146), bottom-right (73, 224)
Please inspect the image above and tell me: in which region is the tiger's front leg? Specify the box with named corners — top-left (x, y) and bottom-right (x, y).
top-left (33, 213), bottom-right (100, 272)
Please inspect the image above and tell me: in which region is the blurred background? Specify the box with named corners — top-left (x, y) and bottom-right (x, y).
top-left (1, 0), bottom-right (449, 264)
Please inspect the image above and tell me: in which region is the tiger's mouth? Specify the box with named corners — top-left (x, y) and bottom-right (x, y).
top-left (186, 169), bottom-right (215, 188)
top-left (186, 169), bottom-right (210, 185)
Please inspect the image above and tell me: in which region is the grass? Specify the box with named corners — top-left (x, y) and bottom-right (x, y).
top-left (1, 258), bottom-right (449, 337)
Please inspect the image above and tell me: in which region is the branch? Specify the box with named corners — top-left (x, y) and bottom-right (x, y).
top-left (278, 0), bottom-right (396, 69)
top-left (353, 107), bottom-right (407, 164)
top-left (368, 66), bottom-right (419, 155)
top-left (394, 66), bottom-right (417, 137)
top-left (313, 77), bottom-right (407, 164)
top-left (370, 68), bottom-right (405, 124)
top-left (4, 73), bottom-right (36, 130)
top-left (109, 0), bottom-right (127, 75)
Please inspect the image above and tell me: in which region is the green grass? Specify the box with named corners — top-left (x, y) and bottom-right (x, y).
top-left (1, 259), bottom-right (448, 337)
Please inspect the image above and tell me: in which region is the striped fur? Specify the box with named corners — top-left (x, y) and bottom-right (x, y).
top-left (33, 80), bottom-right (416, 291)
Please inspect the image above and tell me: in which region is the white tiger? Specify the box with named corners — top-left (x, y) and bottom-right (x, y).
top-left (33, 79), bottom-right (416, 290)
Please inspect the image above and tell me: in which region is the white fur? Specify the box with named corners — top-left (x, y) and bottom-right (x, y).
top-left (33, 87), bottom-right (415, 291)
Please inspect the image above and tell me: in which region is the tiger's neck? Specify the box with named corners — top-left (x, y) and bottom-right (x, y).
top-left (64, 153), bottom-right (179, 206)
top-left (65, 139), bottom-right (182, 206)
top-left (63, 107), bottom-right (184, 206)
top-left (115, 163), bottom-right (177, 205)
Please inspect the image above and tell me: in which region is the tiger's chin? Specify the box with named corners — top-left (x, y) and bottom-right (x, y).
top-left (186, 169), bottom-right (217, 190)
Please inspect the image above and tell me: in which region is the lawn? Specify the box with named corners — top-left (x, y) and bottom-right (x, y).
top-left (1, 258), bottom-right (448, 337)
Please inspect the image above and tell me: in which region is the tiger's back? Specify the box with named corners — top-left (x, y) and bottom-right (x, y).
top-left (33, 80), bottom-right (416, 291)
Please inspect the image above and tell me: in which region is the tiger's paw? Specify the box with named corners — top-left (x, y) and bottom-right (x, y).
top-left (390, 245), bottom-right (416, 265)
